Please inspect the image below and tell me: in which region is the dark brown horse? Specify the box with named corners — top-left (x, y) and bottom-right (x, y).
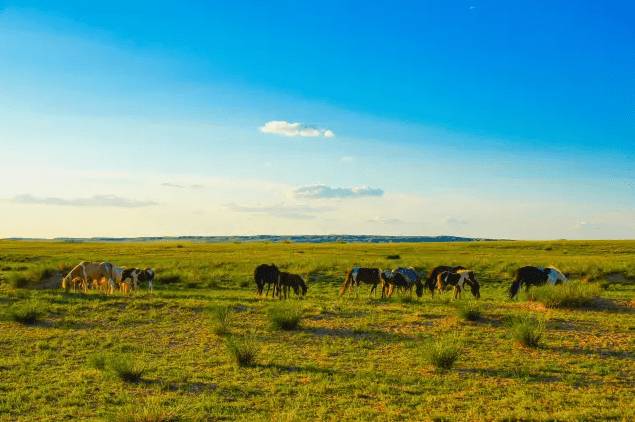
top-left (277, 272), bottom-right (308, 299)
top-left (254, 264), bottom-right (280, 296)
top-left (340, 267), bottom-right (382, 296)
top-left (426, 265), bottom-right (466, 296)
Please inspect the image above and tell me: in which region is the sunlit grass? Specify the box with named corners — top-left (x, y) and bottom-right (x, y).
top-left (0, 240), bottom-right (633, 420)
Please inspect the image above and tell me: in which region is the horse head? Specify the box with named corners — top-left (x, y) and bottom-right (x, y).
top-left (468, 272), bottom-right (481, 299)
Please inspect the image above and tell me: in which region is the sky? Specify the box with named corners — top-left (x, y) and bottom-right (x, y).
top-left (0, 1), bottom-right (634, 239)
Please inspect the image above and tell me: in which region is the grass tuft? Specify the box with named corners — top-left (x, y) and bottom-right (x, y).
top-left (510, 315), bottom-right (544, 348)
top-left (267, 303), bottom-right (302, 330)
top-left (6, 272), bottom-right (30, 288)
top-left (456, 301), bottom-right (482, 321)
top-left (525, 281), bottom-right (602, 308)
top-left (225, 335), bottom-right (258, 367)
top-left (88, 353), bottom-right (108, 370)
top-left (109, 355), bottom-right (145, 383)
top-left (210, 305), bottom-right (231, 335)
top-left (426, 336), bottom-right (461, 371)
top-left (8, 301), bottom-right (45, 325)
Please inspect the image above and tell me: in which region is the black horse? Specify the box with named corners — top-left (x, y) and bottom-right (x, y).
top-left (426, 265), bottom-right (466, 296)
top-left (509, 266), bottom-right (567, 299)
top-left (254, 264), bottom-right (280, 296)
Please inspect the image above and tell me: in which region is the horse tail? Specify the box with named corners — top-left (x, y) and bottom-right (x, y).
top-left (339, 270), bottom-right (352, 296)
top-left (426, 270), bottom-right (437, 296)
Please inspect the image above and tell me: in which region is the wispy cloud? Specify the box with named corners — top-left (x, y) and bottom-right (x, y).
top-left (161, 182), bottom-right (205, 189)
top-left (260, 120), bottom-right (335, 138)
top-left (293, 184), bottom-right (383, 199)
top-left (367, 216), bottom-right (404, 224)
top-left (444, 216), bottom-right (468, 225)
top-left (11, 194), bottom-right (157, 208)
top-left (224, 202), bottom-right (327, 220)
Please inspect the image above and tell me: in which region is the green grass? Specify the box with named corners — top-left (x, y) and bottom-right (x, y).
top-left (426, 336), bottom-right (462, 370)
top-left (510, 315), bottom-right (545, 348)
top-left (456, 300), bottom-right (482, 321)
top-left (209, 305), bottom-right (232, 335)
top-left (224, 335), bottom-right (258, 367)
top-left (6, 300), bottom-right (45, 325)
top-left (525, 281), bottom-right (603, 308)
top-left (267, 302), bottom-right (302, 330)
top-left (108, 355), bottom-right (145, 383)
top-left (0, 240), bottom-right (633, 420)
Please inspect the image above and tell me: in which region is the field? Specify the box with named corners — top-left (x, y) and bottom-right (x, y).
top-left (0, 240), bottom-right (634, 421)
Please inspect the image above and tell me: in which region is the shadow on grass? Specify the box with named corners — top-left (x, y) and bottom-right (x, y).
top-left (303, 326), bottom-right (413, 342)
top-left (459, 368), bottom-right (560, 383)
top-left (55, 320), bottom-right (101, 330)
top-left (254, 362), bottom-right (335, 375)
top-left (548, 345), bottom-right (633, 360)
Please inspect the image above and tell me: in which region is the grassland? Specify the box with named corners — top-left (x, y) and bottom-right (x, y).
top-left (0, 240), bottom-right (633, 421)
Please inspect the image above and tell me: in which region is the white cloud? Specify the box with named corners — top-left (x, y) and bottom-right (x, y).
top-left (11, 194), bottom-right (157, 208)
top-left (293, 184), bottom-right (384, 199)
top-left (323, 129), bottom-right (335, 138)
top-left (260, 120), bottom-right (335, 138)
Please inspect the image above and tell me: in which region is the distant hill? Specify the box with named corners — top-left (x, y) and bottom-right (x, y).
top-left (45, 235), bottom-right (501, 243)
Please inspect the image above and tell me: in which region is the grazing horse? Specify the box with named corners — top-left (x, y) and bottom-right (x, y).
top-left (68, 276), bottom-right (86, 292)
top-left (121, 268), bottom-right (155, 291)
top-left (381, 267), bottom-right (424, 298)
top-left (509, 266), bottom-right (568, 299)
top-left (380, 270), bottom-right (409, 298)
top-left (277, 272), bottom-right (308, 299)
top-left (426, 265), bottom-right (466, 296)
top-left (436, 270), bottom-right (480, 299)
top-left (62, 261), bottom-right (116, 294)
top-left (254, 264), bottom-right (280, 296)
top-left (395, 267), bottom-right (424, 297)
top-left (340, 267), bottom-right (382, 296)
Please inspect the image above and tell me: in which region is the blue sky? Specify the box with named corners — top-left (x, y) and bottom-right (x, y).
top-left (1, 1), bottom-right (633, 239)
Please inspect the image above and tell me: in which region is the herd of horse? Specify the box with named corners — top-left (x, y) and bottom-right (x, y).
top-left (58, 260), bottom-right (568, 299)
top-left (254, 263), bottom-right (568, 300)
top-left (60, 261), bottom-right (155, 294)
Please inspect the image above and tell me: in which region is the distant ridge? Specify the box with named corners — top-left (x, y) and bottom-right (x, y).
top-left (37, 235), bottom-right (501, 243)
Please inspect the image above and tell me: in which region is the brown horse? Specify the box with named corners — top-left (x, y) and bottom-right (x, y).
top-left (277, 272), bottom-right (308, 299)
top-left (426, 265), bottom-right (466, 296)
top-left (339, 267), bottom-right (382, 296)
